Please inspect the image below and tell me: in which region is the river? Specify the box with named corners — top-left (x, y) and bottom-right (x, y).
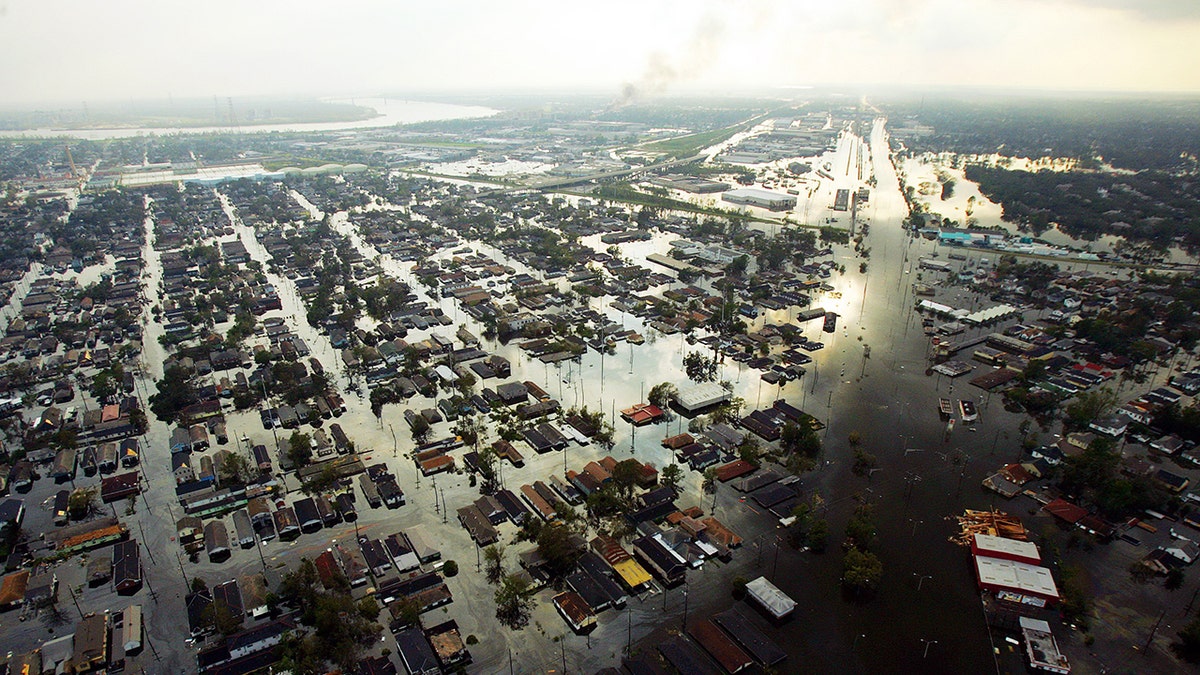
top-left (0, 97), bottom-right (498, 140)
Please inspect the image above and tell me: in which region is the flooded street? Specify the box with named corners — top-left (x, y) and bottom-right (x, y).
top-left (755, 119), bottom-right (1016, 673)
top-left (108, 117), bottom-right (1031, 674)
top-left (288, 117), bottom-right (1020, 672)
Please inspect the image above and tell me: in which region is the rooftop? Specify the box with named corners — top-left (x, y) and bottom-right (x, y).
top-left (974, 555), bottom-right (1060, 601)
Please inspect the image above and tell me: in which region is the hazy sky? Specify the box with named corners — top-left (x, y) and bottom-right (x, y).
top-left (2, 0), bottom-right (1199, 105)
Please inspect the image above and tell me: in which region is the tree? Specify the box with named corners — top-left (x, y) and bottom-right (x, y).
top-left (1058, 564), bottom-right (1091, 630)
top-left (68, 487), bottom-right (98, 519)
top-left (701, 467), bottom-right (718, 499)
top-left (300, 465), bottom-right (338, 496)
top-left (660, 464), bottom-right (683, 494)
top-left (389, 597), bottom-right (421, 629)
top-left (807, 518), bottom-right (830, 553)
top-left (454, 371), bottom-right (478, 397)
top-left (710, 397), bottom-right (745, 425)
top-left (611, 459), bottom-right (642, 500)
top-left (287, 432), bottom-right (313, 469)
top-left (1167, 568), bottom-right (1186, 591)
top-left (780, 421), bottom-right (822, 461)
top-left (90, 365), bottom-right (122, 402)
top-left (536, 522), bottom-right (582, 579)
top-left (453, 415), bottom-right (487, 448)
top-left (356, 597), bottom-right (381, 621)
top-left (844, 503), bottom-right (876, 550)
top-left (1064, 387), bottom-right (1119, 430)
top-left (726, 254), bottom-right (749, 277)
top-left (841, 547), bottom-right (883, 598)
top-left (410, 415), bottom-right (431, 444)
top-left (218, 453), bottom-right (253, 486)
top-left (484, 544), bottom-right (507, 585)
top-left (149, 364), bottom-right (197, 423)
top-left (443, 560), bottom-right (459, 577)
top-left (683, 351), bottom-right (718, 383)
top-left (648, 382), bottom-right (678, 408)
top-left (494, 573), bottom-right (533, 629)
top-left (275, 557), bottom-right (383, 671)
top-left (1022, 359), bottom-right (1046, 383)
top-left (851, 448), bottom-right (878, 477)
top-left (1177, 614), bottom-right (1200, 662)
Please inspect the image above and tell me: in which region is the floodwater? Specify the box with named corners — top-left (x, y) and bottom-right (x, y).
top-left (0, 97), bottom-right (498, 140)
top-left (903, 154), bottom-right (1198, 266)
top-left (723, 118), bottom-right (1014, 674)
top-left (187, 118), bottom-right (1031, 672)
top-left (309, 117), bottom-right (1017, 672)
top-left (406, 118), bottom-right (1018, 672)
top-left (548, 118), bottom-right (1028, 673)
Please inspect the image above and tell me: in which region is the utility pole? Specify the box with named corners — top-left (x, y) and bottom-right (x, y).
top-left (682, 582), bottom-right (689, 630)
top-left (1142, 608), bottom-right (1168, 655)
top-left (68, 585), bottom-right (84, 619)
top-left (771, 537), bottom-right (782, 580)
top-left (626, 607), bottom-right (632, 654)
top-left (175, 550), bottom-right (190, 587)
top-left (136, 522), bottom-right (156, 564)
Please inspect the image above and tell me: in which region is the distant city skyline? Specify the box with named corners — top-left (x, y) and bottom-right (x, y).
top-left (1, 0), bottom-right (1199, 105)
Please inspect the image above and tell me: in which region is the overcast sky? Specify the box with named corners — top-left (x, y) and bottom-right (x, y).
top-left (2, 0), bottom-right (1199, 105)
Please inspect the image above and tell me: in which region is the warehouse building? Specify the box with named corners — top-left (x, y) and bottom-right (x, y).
top-left (675, 382), bottom-right (733, 414)
top-left (721, 188), bottom-right (797, 211)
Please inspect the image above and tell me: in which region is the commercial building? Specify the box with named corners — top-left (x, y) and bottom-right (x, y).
top-left (721, 188), bottom-right (797, 211)
top-left (974, 555), bottom-right (1060, 607)
top-left (744, 576), bottom-right (796, 619)
top-left (971, 534), bottom-right (1042, 566)
top-left (675, 382), bottom-right (732, 414)
top-left (1020, 616), bottom-right (1071, 674)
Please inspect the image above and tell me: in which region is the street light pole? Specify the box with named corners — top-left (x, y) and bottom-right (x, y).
top-left (921, 638), bottom-right (938, 658)
top-left (913, 572), bottom-right (932, 591)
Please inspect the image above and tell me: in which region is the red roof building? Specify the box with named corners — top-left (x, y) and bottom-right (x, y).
top-left (1043, 499), bottom-right (1087, 525)
top-left (620, 403), bottom-right (664, 426)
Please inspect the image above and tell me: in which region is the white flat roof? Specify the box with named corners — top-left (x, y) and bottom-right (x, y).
top-left (975, 555), bottom-right (1059, 600)
top-left (974, 533), bottom-right (1041, 563)
top-left (724, 187), bottom-right (793, 200)
top-left (675, 382), bottom-right (732, 412)
top-left (745, 576), bottom-right (796, 618)
top-left (964, 304), bottom-right (1019, 325)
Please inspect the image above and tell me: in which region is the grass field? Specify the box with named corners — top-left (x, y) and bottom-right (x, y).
top-left (640, 113), bottom-right (771, 158)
